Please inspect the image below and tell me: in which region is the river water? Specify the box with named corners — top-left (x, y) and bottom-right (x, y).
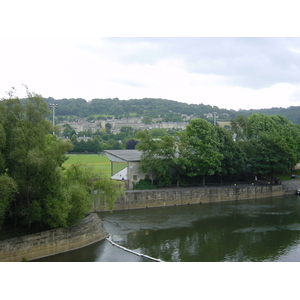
top-left (34, 195), bottom-right (300, 262)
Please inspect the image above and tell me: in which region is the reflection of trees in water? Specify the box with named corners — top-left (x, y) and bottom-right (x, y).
top-left (126, 209), bottom-right (300, 262)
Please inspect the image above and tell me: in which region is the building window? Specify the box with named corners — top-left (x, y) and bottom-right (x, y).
top-left (133, 174), bottom-right (138, 181)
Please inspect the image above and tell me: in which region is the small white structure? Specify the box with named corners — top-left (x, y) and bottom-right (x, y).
top-left (294, 163), bottom-right (300, 170)
top-left (104, 150), bottom-right (146, 189)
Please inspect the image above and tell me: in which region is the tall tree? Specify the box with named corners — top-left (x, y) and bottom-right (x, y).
top-left (0, 90), bottom-right (124, 231)
top-left (230, 115), bottom-right (250, 141)
top-left (215, 126), bottom-right (246, 182)
top-left (105, 122), bottom-right (112, 134)
top-left (0, 91), bottom-right (73, 228)
top-left (232, 113), bottom-right (300, 180)
top-left (136, 130), bottom-right (178, 185)
top-left (126, 139), bottom-right (138, 149)
top-left (249, 132), bottom-right (291, 180)
top-left (0, 175), bottom-right (17, 230)
top-left (179, 118), bottom-right (223, 186)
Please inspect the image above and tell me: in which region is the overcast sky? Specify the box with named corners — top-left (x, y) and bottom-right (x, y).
top-left (1, 3), bottom-right (300, 111)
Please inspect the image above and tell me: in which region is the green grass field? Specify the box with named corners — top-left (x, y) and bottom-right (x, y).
top-left (63, 154), bottom-right (112, 176)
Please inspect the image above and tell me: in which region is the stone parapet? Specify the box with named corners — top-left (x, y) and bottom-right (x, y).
top-left (0, 213), bottom-right (109, 262)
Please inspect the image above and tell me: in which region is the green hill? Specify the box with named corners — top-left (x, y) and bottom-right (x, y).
top-left (26, 97), bottom-right (300, 125)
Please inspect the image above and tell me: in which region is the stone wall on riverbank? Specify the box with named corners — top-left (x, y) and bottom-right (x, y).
top-left (282, 179), bottom-right (300, 194)
top-left (95, 183), bottom-right (291, 212)
top-left (0, 213), bottom-right (109, 262)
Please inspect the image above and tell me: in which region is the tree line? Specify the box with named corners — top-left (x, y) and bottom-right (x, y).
top-left (61, 122), bottom-right (179, 153)
top-left (40, 96), bottom-right (300, 125)
top-left (135, 115), bottom-right (300, 187)
top-left (44, 97), bottom-right (234, 121)
top-left (0, 91), bottom-right (124, 235)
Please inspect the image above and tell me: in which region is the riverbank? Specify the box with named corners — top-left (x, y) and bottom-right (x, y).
top-left (0, 213), bottom-right (108, 262)
top-left (2, 180), bottom-right (299, 262)
top-left (94, 180), bottom-right (300, 212)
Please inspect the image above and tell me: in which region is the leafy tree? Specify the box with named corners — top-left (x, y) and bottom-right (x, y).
top-left (0, 92), bottom-right (72, 228)
top-left (136, 130), bottom-right (176, 185)
top-left (111, 140), bottom-right (123, 150)
top-left (105, 123), bottom-right (112, 134)
top-left (120, 126), bottom-right (136, 136)
top-left (0, 90), bottom-right (124, 232)
top-left (142, 116), bottom-right (152, 124)
top-left (230, 115), bottom-right (250, 141)
top-left (249, 132), bottom-right (291, 180)
top-left (92, 138), bottom-right (103, 153)
top-left (231, 113), bottom-right (300, 180)
top-left (270, 115), bottom-right (300, 172)
top-left (0, 175), bottom-right (17, 230)
top-left (89, 168), bottom-right (125, 212)
top-left (0, 112), bottom-right (6, 173)
top-left (60, 164), bottom-right (124, 225)
top-left (215, 126), bottom-right (246, 182)
top-left (62, 123), bottom-right (76, 138)
top-left (150, 128), bottom-right (168, 138)
top-left (126, 139), bottom-right (138, 149)
top-left (247, 113), bottom-right (278, 137)
top-left (136, 130), bottom-right (183, 186)
top-left (179, 118), bottom-right (223, 186)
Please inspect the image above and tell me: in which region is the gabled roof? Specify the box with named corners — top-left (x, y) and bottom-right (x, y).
top-left (104, 150), bottom-right (142, 162)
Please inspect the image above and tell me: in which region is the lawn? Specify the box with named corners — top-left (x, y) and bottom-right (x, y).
top-left (63, 154), bottom-right (112, 177)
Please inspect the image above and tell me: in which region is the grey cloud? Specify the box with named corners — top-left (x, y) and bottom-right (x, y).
top-left (105, 37), bottom-right (300, 89)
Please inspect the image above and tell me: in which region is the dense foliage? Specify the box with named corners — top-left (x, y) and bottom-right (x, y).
top-left (29, 96), bottom-right (300, 153)
top-left (42, 97), bottom-right (235, 121)
top-left (231, 113), bottom-right (300, 180)
top-left (39, 97), bottom-right (300, 125)
top-left (0, 92), bottom-right (124, 233)
top-left (136, 115), bottom-right (300, 187)
top-left (179, 119), bottom-right (223, 186)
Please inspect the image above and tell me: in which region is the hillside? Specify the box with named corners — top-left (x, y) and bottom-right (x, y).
top-left (41, 97), bottom-right (300, 124)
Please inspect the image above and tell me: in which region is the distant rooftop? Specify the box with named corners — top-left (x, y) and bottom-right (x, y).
top-left (104, 150), bottom-right (142, 162)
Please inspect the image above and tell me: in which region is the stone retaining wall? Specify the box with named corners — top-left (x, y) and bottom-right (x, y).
top-left (0, 213), bottom-right (109, 262)
top-left (281, 179), bottom-right (300, 194)
top-left (94, 184), bottom-right (290, 212)
top-left (2, 181), bottom-right (298, 261)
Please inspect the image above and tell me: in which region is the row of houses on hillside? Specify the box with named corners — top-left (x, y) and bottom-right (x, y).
top-left (58, 117), bottom-right (189, 134)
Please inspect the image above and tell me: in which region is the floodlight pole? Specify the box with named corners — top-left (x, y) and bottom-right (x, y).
top-left (213, 112), bottom-right (218, 126)
top-left (49, 103), bottom-right (58, 135)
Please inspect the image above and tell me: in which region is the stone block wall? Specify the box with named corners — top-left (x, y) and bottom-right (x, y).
top-left (0, 213), bottom-right (109, 262)
top-left (96, 184), bottom-right (286, 212)
top-left (281, 179), bottom-right (300, 194)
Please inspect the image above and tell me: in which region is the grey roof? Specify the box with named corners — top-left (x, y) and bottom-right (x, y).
top-left (104, 150), bottom-right (142, 162)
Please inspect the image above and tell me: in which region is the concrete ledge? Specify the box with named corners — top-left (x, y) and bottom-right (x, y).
top-left (0, 213), bottom-right (109, 262)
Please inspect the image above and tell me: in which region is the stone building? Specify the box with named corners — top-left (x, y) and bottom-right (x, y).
top-left (59, 117), bottom-right (188, 135)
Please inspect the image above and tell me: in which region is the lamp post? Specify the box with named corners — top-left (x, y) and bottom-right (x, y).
top-left (49, 103), bottom-right (58, 135)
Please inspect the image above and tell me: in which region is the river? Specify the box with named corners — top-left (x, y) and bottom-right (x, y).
top-left (34, 194), bottom-right (300, 262)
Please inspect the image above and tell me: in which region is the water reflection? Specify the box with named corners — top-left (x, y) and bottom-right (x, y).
top-left (100, 196), bottom-right (300, 262)
top-left (34, 239), bottom-right (152, 262)
top-left (35, 195), bottom-right (300, 262)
